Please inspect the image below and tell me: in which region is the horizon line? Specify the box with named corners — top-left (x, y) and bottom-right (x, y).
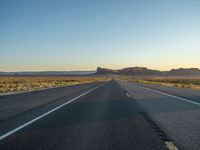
top-left (1, 66), bottom-right (200, 73)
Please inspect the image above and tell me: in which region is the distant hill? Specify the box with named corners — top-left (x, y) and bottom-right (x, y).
top-left (1, 67), bottom-right (200, 76)
top-left (96, 67), bottom-right (200, 76)
top-left (96, 67), bottom-right (162, 76)
top-left (119, 67), bottom-right (161, 75)
top-left (0, 71), bottom-right (95, 76)
top-left (168, 68), bottom-right (200, 76)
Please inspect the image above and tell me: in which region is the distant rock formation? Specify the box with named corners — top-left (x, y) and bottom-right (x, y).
top-left (96, 67), bottom-right (118, 74)
top-left (168, 68), bottom-right (200, 76)
top-left (96, 67), bottom-right (162, 75)
top-left (96, 67), bottom-right (200, 76)
top-left (1, 67), bottom-right (200, 76)
top-left (119, 67), bottom-right (161, 75)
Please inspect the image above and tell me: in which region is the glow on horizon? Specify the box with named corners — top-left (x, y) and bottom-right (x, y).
top-left (2, 61), bottom-right (200, 72)
top-left (1, 0), bottom-right (200, 71)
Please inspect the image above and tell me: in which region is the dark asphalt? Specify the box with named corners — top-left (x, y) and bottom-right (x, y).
top-left (0, 80), bottom-right (166, 150)
top-left (0, 82), bottom-right (101, 136)
top-left (119, 80), bottom-right (200, 150)
top-left (0, 82), bottom-right (100, 121)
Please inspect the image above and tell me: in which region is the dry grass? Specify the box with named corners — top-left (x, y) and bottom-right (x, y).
top-left (0, 76), bottom-right (111, 95)
top-left (1, 75), bottom-right (199, 95)
top-left (123, 76), bottom-right (200, 90)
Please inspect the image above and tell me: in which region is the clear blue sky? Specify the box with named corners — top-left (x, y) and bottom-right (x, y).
top-left (1, 0), bottom-right (200, 71)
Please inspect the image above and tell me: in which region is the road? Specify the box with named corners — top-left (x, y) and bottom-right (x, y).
top-left (0, 80), bottom-right (166, 150)
top-left (119, 80), bottom-right (200, 150)
top-left (0, 80), bottom-right (200, 149)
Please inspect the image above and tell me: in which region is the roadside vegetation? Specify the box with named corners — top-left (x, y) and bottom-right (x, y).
top-left (1, 75), bottom-right (200, 95)
top-left (123, 77), bottom-right (200, 90)
top-left (0, 76), bottom-right (111, 95)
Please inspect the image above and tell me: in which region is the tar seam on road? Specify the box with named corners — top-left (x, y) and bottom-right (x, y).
top-left (135, 84), bottom-right (200, 107)
top-left (126, 93), bottom-right (130, 97)
top-left (123, 89), bottom-right (131, 97)
top-left (0, 83), bottom-right (105, 141)
top-left (141, 112), bottom-right (179, 150)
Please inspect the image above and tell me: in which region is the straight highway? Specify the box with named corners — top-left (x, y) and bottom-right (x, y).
top-left (0, 80), bottom-right (165, 150)
top-left (1, 80), bottom-right (200, 149)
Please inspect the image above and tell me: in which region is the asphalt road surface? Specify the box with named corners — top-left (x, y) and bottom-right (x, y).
top-left (119, 80), bottom-right (200, 150)
top-left (0, 80), bottom-right (166, 150)
top-left (1, 80), bottom-right (200, 150)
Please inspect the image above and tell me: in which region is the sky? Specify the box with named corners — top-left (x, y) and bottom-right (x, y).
top-left (1, 0), bottom-right (200, 71)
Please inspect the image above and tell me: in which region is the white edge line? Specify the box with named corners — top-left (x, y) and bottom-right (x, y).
top-left (134, 84), bottom-right (200, 106)
top-left (0, 83), bottom-right (104, 141)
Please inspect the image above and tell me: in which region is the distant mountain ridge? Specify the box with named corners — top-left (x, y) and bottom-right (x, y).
top-left (0, 71), bottom-right (95, 76)
top-left (1, 67), bottom-right (200, 76)
top-left (96, 67), bottom-right (200, 76)
top-left (167, 68), bottom-right (200, 76)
